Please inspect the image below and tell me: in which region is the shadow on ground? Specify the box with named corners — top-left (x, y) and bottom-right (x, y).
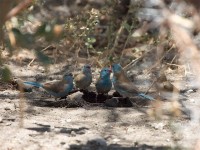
top-left (69, 141), bottom-right (172, 150)
top-left (26, 123), bottom-right (89, 135)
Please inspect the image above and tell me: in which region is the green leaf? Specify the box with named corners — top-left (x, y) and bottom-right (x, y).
top-left (123, 22), bottom-right (131, 31)
top-left (90, 37), bottom-right (96, 43)
top-left (87, 37), bottom-right (96, 43)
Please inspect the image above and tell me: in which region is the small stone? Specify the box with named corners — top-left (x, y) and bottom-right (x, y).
top-left (6, 99), bottom-right (12, 103)
top-left (50, 125), bottom-right (55, 130)
top-left (151, 122), bottom-right (165, 130)
top-left (71, 131), bottom-right (76, 136)
top-left (66, 119), bottom-right (71, 122)
top-left (54, 128), bottom-right (60, 132)
top-left (4, 107), bottom-right (11, 111)
top-left (60, 142), bottom-right (65, 145)
top-left (190, 99), bottom-right (195, 103)
top-left (5, 122), bottom-right (11, 126)
top-left (68, 91), bottom-right (83, 102)
top-left (166, 139), bottom-right (170, 142)
top-left (186, 89), bottom-right (196, 94)
top-left (38, 66), bottom-right (45, 72)
top-left (113, 138), bottom-right (120, 143)
top-left (0, 117), bottom-right (3, 123)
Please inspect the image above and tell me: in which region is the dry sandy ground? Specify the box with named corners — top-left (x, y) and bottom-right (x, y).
top-left (0, 90), bottom-right (197, 150)
top-left (0, 62), bottom-right (199, 150)
top-left (0, 94), bottom-right (177, 150)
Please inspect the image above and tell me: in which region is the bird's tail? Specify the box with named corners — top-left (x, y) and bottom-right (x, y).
top-left (138, 93), bottom-right (155, 101)
top-left (24, 81), bottom-right (42, 88)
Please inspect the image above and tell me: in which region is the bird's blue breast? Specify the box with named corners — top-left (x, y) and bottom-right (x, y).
top-left (96, 77), bottom-right (112, 92)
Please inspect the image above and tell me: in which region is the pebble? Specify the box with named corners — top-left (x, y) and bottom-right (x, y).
top-left (66, 119), bottom-right (71, 122)
top-left (186, 89), bottom-right (194, 94)
top-left (166, 139), bottom-right (170, 142)
top-left (0, 117), bottom-right (3, 123)
top-left (151, 122), bottom-right (165, 130)
top-left (4, 107), bottom-right (11, 111)
top-left (71, 131), bottom-right (76, 137)
top-left (190, 99), bottom-right (195, 103)
top-left (5, 122), bottom-right (12, 126)
top-left (113, 138), bottom-right (120, 143)
top-left (5, 99), bottom-right (12, 103)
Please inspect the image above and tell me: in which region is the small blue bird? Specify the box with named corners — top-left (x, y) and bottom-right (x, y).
top-left (95, 68), bottom-right (112, 94)
top-left (75, 64), bottom-right (92, 90)
top-left (24, 73), bottom-right (74, 99)
top-left (112, 63), bottom-right (154, 100)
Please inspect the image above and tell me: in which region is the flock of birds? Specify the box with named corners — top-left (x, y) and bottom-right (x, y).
top-left (20, 63), bottom-right (155, 101)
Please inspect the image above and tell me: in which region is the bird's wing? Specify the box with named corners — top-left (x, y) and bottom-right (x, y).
top-left (116, 81), bottom-right (139, 94)
top-left (75, 74), bottom-right (86, 84)
top-left (119, 71), bottom-right (132, 82)
top-left (75, 73), bottom-right (92, 89)
top-left (43, 80), bottom-right (65, 93)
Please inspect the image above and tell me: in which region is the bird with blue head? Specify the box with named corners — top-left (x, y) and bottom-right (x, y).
top-left (74, 64), bottom-right (92, 91)
top-left (24, 73), bottom-right (74, 100)
top-left (112, 63), bottom-right (154, 100)
top-left (95, 67), bottom-right (112, 95)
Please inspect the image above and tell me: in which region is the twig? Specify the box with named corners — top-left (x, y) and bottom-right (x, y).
top-left (123, 57), bottom-right (141, 70)
top-left (165, 63), bottom-right (184, 68)
top-left (145, 44), bottom-right (174, 74)
top-left (27, 58), bottom-right (35, 67)
top-left (144, 78), bottom-right (157, 95)
top-left (170, 54), bottom-right (177, 64)
top-left (41, 45), bottom-right (53, 52)
top-left (6, 0), bottom-right (33, 20)
top-left (107, 19), bottom-right (126, 57)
